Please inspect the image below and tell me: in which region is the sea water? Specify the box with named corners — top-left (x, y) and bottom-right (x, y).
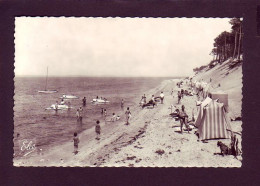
top-left (14, 77), bottom-right (176, 158)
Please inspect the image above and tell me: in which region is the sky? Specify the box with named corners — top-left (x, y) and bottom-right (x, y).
top-left (15, 17), bottom-right (232, 77)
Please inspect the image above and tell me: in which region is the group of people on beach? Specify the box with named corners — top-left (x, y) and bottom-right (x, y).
top-left (73, 77), bottom-right (240, 159)
top-left (94, 107), bottom-right (131, 142)
top-left (140, 92), bottom-right (165, 108)
top-left (71, 96), bottom-right (132, 154)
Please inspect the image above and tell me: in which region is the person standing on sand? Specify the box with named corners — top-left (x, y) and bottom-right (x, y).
top-left (178, 105), bottom-right (190, 134)
top-left (125, 107), bottom-right (131, 125)
top-left (181, 89), bottom-right (184, 98)
top-left (95, 120), bottom-right (101, 140)
top-left (73, 132), bottom-right (80, 154)
top-left (177, 91), bottom-right (182, 104)
top-left (160, 91), bottom-right (164, 104)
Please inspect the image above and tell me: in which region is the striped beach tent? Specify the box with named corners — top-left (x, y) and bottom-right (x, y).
top-left (195, 98), bottom-right (232, 140)
top-left (195, 97), bottom-right (212, 127)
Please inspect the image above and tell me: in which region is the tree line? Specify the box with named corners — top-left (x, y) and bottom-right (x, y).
top-left (211, 18), bottom-right (243, 63)
top-left (193, 18), bottom-right (243, 73)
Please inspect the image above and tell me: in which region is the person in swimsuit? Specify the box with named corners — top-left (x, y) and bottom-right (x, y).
top-left (177, 91), bottom-right (182, 104)
top-left (177, 105), bottom-right (190, 134)
top-left (78, 107), bottom-right (83, 123)
top-left (95, 120), bottom-right (101, 140)
top-left (125, 107), bottom-right (131, 125)
top-left (82, 97), bottom-right (86, 106)
top-left (73, 132), bottom-right (80, 154)
top-left (111, 113), bottom-right (116, 122)
top-left (160, 91), bottom-right (164, 104)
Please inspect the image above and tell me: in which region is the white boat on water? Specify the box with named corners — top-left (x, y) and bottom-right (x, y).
top-left (91, 98), bottom-right (110, 103)
top-left (38, 67), bottom-right (58, 94)
top-left (38, 90), bottom-right (57, 94)
top-left (60, 94), bottom-right (79, 99)
top-left (45, 104), bottom-right (71, 110)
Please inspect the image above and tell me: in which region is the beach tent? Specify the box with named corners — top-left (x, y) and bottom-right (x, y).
top-left (209, 90), bottom-right (228, 112)
top-left (195, 97), bottom-right (232, 140)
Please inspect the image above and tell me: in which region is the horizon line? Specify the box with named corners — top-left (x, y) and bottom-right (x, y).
top-left (15, 75), bottom-right (188, 78)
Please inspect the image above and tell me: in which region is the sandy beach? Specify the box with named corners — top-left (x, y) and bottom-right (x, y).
top-left (14, 59), bottom-right (242, 167)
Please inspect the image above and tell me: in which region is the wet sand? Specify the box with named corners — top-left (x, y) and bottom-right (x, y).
top-left (14, 60), bottom-right (242, 167)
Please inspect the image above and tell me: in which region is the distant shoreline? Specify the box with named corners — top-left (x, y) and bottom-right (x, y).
top-left (15, 75), bottom-right (185, 78)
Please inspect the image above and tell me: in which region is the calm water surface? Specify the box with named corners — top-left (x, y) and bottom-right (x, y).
top-left (14, 77), bottom-right (175, 157)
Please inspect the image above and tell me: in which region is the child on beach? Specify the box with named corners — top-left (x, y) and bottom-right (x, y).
top-left (95, 120), bottom-right (101, 140)
top-left (73, 132), bottom-right (80, 154)
top-left (125, 107), bottom-right (131, 125)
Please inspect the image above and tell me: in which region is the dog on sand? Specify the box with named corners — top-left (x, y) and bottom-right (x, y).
top-left (217, 141), bottom-right (230, 156)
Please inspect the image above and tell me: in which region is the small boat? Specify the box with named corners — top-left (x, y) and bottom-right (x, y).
top-left (91, 98), bottom-right (110, 103)
top-left (38, 67), bottom-right (58, 93)
top-left (60, 94), bottom-right (79, 99)
top-left (45, 104), bottom-right (71, 110)
top-left (38, 89), bottom-right (58, 93)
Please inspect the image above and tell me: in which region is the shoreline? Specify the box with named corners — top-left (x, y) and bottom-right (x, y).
top-left (14, 70), bottom-right (242, 167)
top-left (13, 78), bottom-right (178, 166)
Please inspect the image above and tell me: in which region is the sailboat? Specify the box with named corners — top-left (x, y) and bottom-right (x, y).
top-left (38, 67), bottom-right (58, 93)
